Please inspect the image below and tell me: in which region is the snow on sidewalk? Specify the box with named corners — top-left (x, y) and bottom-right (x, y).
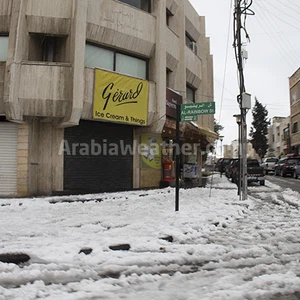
top-left (0, 176), bottom-right (300, 299)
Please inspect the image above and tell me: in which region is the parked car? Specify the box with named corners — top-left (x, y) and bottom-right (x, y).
top-left (261, 157), bottom-right (278, 175)
top-left (225, 158), bottom-right (238, 179)
top-left (231, 159), bottom-right (265, 186)
top-left (216, 158), bottom-right (232, 174)
top-left (292, 162), bottom-right (300, 179)
top-left (274, 157), bottom-right (300, 177)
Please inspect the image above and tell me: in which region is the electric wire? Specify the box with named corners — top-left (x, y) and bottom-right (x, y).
top-left (257, 1), bottom-right (300, 66)
top-left (255, 2), bottom-right (300, 32)
top-left (254, 3), bottom-right (297, 68)
top-left (287, 0), bottom-right (300, 12)
top-left (263, 0), bottom-right (300, 26)
top-left (275, 0), bottom-right (300, 17)
top-left (219, 0), bottom-right (234, 125)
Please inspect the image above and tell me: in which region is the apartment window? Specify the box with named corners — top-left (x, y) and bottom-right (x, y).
top-left (0, 36), bottom-right (9, 61)
top-left (28, 34), bottom-right (67, 62)
top-left (85, 44), bottom-right (147, 80)
top-left (186, 85), bottom-right (196, 103)
top-left (293, 122), bottom-right (298, 134)
top-left (85, 44), bottom-right (114, 71)
top-left (118, 0), bottom-right (150, 12)
top-left (185, 32), bottom-right (197, 55)
top-left (116, 53), bottom-right (147, 79)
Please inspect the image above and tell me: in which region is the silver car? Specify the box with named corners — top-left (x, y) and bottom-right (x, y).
top-left (261, 157), bottom-right (278, 175)
top-left (293, 162), bottom-right (300, 179)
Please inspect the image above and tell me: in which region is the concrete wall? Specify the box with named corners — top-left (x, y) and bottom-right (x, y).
top-left (28, 120), bottom-right (64, 195)
top-left (87, 0), bottom-right (155, 57)
top-left (19, 63), bottom-right (72, 117)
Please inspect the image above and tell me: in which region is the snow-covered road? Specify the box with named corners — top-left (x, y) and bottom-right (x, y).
top-left (1, 177), bottom-right (300, 300)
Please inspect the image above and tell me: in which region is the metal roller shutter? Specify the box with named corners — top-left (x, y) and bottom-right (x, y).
top-left (0, 122), bottom-right (18, 196)
top-left (64, 120), bottom-right (133, 193)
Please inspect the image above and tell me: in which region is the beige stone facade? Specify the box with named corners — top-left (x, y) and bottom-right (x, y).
top-left (0, 0), bottom-right (215, 196)
top-left (289, 68), bottom-right (300, 155)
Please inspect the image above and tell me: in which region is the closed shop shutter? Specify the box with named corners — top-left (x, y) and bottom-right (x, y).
top-left (64, 120), bottom-right (133, 193)
top-left (0, 122), bottom-right (18, 196)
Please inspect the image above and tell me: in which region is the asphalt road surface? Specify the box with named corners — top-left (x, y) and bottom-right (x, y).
top-left (266, 174), bottom-right (300, 194)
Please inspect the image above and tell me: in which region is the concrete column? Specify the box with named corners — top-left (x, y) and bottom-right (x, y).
top-left (59, 0), bottom-right (87, 127)
top-left (147, 0), bottom-right (167, 134)
top-left (28, 120), bottom-right (64, 195)
top-left (174, 1), bottom-right (186, 99)
top-left (4, 0), bottom-right (28, 122)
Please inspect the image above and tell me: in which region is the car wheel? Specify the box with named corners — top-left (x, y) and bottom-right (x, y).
top-left (260, 180), bottom-right (265, 186)
top-left (280, 169), bottom-right (285, 177)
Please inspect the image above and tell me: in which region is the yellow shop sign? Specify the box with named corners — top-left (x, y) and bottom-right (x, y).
top-left (93, 69), bottom-right (148, 126)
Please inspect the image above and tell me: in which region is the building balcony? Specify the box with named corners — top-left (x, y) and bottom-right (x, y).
top-left (18, 62), bottom-right (72, 117)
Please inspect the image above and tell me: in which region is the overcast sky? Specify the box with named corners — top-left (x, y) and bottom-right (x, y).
top-left (189, 0), bottom-right (300, 152)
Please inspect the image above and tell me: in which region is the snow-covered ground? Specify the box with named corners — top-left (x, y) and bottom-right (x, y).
top-left (1, 176), bottom-right (300, 300)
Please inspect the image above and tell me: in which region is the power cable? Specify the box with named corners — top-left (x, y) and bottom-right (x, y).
top-left (256, 2), bottom-right (300, 31)
top-left (254, 3), bottom-right (296, 68)
top-left (263, 0), bottom-right (300, 26)
top-left (287, 0), bottom-right (300, 12)
top-left (254, 1), bottom-right (300, 66)
top-left (219, 0), bottom-right (234, 125)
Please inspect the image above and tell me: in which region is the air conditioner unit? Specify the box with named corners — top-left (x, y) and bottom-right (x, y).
top-left (191, 42), bottom-right (197, 55)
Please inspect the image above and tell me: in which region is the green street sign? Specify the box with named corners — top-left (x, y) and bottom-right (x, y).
top-left (181, 102), bottom-right (215, 117)
top-left (181, 115), bottom-right (198, 122)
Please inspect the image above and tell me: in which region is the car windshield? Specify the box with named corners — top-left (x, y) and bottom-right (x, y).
top-left (247, 159), bottom-right (259, 166)
top-left (287, 158), bottom-right (300, 164)
top-left (266, 158), bottom-right (278, 162)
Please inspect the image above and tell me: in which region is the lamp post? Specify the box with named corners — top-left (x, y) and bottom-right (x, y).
top-left (219, 135), bottom-right (224, 177)
top-left (219, 135), bottom-right (224, 158)
top-left (233, 114), bottom-right (242, 200)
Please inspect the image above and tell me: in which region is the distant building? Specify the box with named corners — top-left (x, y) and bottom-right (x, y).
top-left (267, 116), bottom-right (291, 158)
top-left (289, 68), bottom-right (300, 155)
top-left (223, 139), bottom-right (258, 159)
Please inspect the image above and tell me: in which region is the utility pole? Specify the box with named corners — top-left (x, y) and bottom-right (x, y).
top-left (234, 0), bottom-right (253, 200)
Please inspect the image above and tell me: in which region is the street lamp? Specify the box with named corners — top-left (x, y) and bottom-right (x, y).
top-left (219, 135), bottom-right (224, 158)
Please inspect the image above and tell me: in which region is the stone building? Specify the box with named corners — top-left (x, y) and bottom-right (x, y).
top-left (0, 0), bottom-right (216, 197)
top-left (267, 116), bottom-right (291, 158)
top-left (289, 68), bottom-right (300, 156)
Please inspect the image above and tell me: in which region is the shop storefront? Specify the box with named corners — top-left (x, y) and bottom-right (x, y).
top-left (64, 69), bottom-right (149, 193)
top-left (160, 88), bottom-right (217, 187)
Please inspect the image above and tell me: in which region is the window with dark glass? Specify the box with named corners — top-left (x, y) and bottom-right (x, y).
top-left (118, 0), bottom-right (150, 12)
top-left (186, 85), bottom-right (196, 103)
top-left (28, 34), bottom-right (67, 62)
top-left (85, 44), bottom-right (147, 80)
top-left (0, 36), bottom-right (9, 61)
top-left (293, 122), bottom-right (298, 133)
